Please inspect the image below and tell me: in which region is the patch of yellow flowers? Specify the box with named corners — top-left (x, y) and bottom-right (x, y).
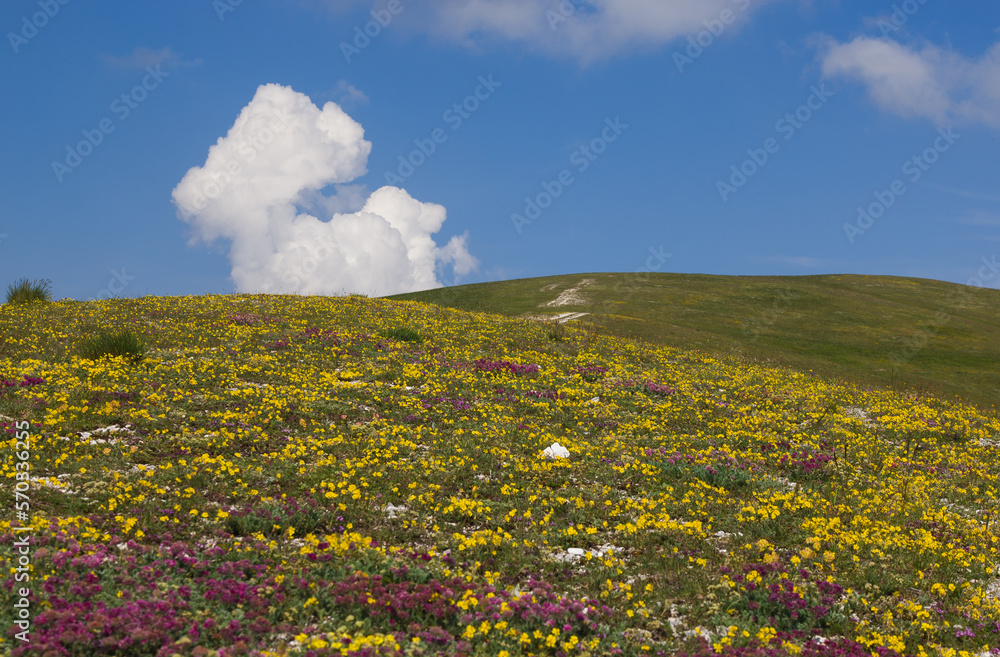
top-left (2, 293), bottom-right (1000, 656)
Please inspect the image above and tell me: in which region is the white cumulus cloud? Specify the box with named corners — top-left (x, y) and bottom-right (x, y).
top-left (819, 36), bottom-right (1000, 127)
top-left (172, 83), bottom-right (477, 296)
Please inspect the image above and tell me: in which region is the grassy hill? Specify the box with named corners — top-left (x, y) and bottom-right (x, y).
top-left (391, 273), bottom-right (1000, 409)
top-left (1, 293), bottom-right (999, 656)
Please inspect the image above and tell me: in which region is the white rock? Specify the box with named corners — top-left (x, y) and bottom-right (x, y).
top-left (542, 442), bottom-right (570, 459)
top-left (590, 545), bottom-right (622, 558)
top-left (78, 424), bottom-right (133, 444)
top-left (713, 530), bottom-right (743, 539)
top-left (985, 579), bottom-right (1000, 603)
top-left (385, 504), bottom-right (408, 519)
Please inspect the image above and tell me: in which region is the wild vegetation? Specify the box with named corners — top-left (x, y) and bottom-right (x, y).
top-left (391, 273), bottom-right (1000, 409)
top-left (4, 279), bottom-right (52, 307)
top-left (1, 293), bottom-right (999, 656)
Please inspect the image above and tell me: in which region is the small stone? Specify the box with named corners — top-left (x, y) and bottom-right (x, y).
top-left (542, 442), bottom-right (570, 459)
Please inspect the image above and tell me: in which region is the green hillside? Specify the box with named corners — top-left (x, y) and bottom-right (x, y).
top-left (390, 273), bottom-right (1000, 408)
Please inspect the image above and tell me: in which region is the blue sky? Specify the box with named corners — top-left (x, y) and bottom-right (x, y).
top-left (2, 0), bottom-right (999, 300)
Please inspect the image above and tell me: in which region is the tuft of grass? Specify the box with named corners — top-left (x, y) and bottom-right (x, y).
top-left (546, 320), bottom-right (569, 342)
top-left (383, 326), bottom-right (423, 343)
top-left (4, 277), bottom-right (52, 305)
top-left (78, 328), bottom-right (146, 364)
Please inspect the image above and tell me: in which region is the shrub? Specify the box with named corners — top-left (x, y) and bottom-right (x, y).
top-left (4, 278), bottom-right (52, 305)
top-left (658, 461), bottom-right (752, 491)
top-left (225, 499), bottom-right (328, 538)
top-left (79, 328), bottom-right (146, 364)
top-left (384, 326), bottom-right (423, 343)
top-left (546, 321), bottom-right (568, 342)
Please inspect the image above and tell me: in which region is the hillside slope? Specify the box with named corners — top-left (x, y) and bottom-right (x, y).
top-left (391, 273), bottom-right (1000, 408)
top-left (1, 293), bottom-right (999, 656)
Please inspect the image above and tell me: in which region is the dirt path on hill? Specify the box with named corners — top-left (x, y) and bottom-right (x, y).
top-left (541, 278), bottom-right (594, 308)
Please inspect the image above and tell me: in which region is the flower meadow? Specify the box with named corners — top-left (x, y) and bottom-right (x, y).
top-left (1, 294), bottom-right (1000, 657)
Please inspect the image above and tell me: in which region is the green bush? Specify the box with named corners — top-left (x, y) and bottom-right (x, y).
top-left (384, 326), bottom-right (423, 343)
top-left (79, 328), bottom-right (146, 364)
top-left (546, 321), bottom-right (568, 342)
top-left (657, 461), bottom-right (752, 491)
top-left (5, 278), bottom-right (52, 305)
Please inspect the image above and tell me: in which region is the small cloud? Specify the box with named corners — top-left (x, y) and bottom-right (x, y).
top-left (327, 80), bottom-right (369, 107)
top-left (100, 46), bottom-right (201, 70)
top-left (945, 210), bottom-right (1000, 226)
top-left (927, 183), bottom-right (1000, 203)
top-left (775, 39), bottom-right (797, 61)
top-left (817, 35), bottom-right (1000, 127)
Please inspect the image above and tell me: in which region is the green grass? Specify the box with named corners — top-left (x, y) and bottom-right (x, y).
top-left (390, 272), bottom-right (1000, 409)
top-left (78, 327), bottom-right (147, 363)
top-left (4, 277), bottom-right (52, 305)
top-left (382, 326), bottom-right (423, 343)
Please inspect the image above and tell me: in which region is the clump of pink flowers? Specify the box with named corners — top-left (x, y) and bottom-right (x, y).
top-left (473, 359), bottom-right (540, 376)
